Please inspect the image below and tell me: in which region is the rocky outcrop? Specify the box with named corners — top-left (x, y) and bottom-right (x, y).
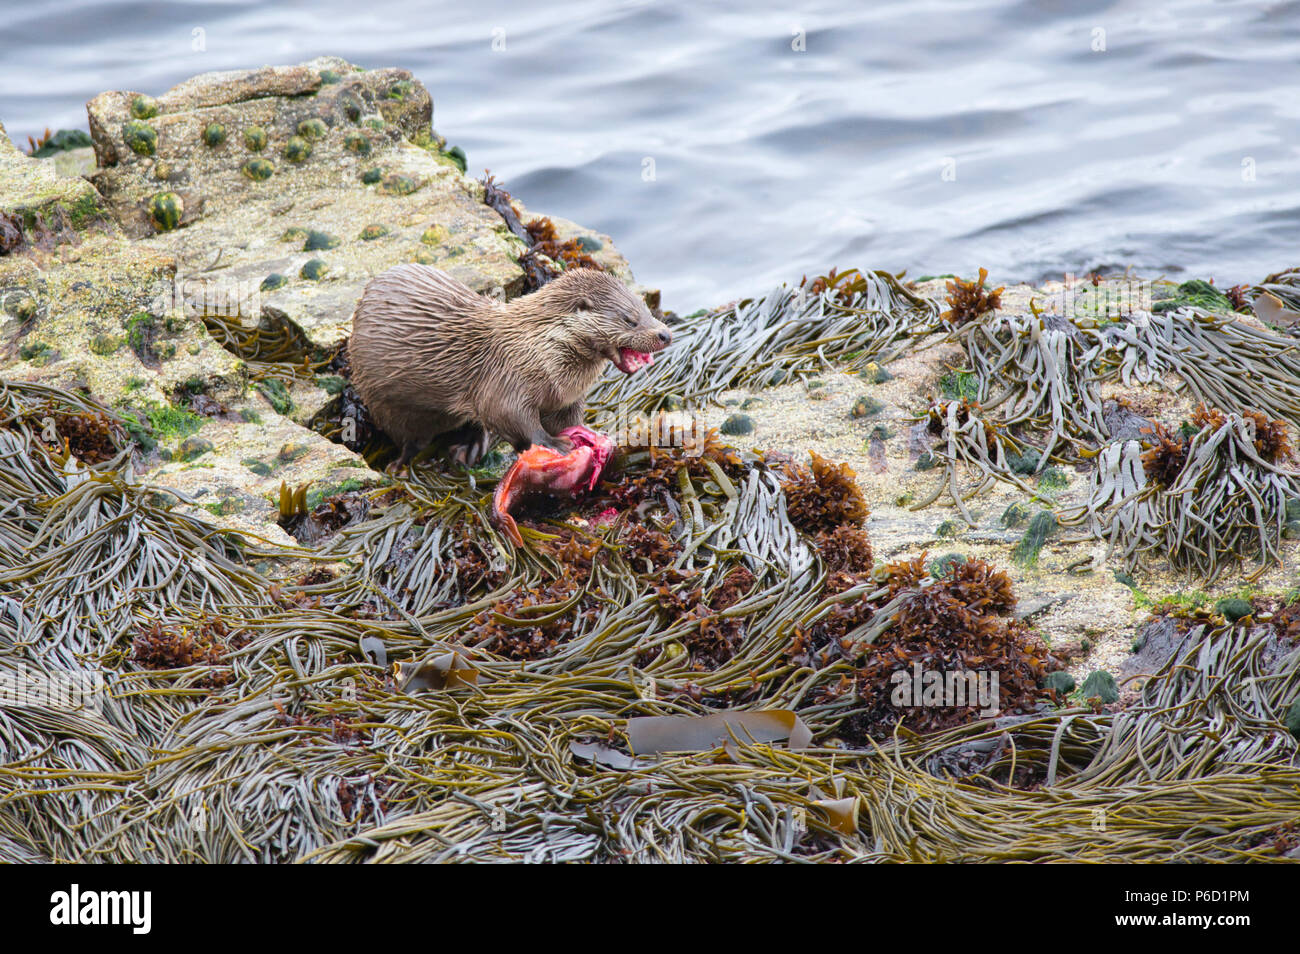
top-left (1, 57), bottom-right (656, 541)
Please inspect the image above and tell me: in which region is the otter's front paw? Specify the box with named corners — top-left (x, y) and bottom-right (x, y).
top-left (539, 433), bottom-right (573, 455)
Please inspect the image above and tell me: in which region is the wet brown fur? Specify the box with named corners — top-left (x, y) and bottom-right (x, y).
top-left (349, 265), bottom-right (671, 463)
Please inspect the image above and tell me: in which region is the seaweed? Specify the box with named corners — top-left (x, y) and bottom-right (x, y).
top-left (838, 557), bottom-right (1053, 741)
top-left (1064, 408), bottom-right (1300, 582)
top-left (525, 217), bottom-right (602, 273)
top-left (780, 451), bottom-right (869, 534)
top-left (8, 260), bottom-right (1300, 864)
top-left (940, 267), bottom-right (1003, 326)
top-left (588, 269), bottom-right (938, 416)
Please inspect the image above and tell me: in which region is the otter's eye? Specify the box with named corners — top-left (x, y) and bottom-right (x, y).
top-left (624, 314), bottom-right (638, 327)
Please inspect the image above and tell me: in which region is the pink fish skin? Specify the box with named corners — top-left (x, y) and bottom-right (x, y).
top-left (492, 426), bottom-right (614, 545)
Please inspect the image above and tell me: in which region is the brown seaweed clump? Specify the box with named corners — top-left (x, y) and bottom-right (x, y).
top-left (781, 451), bottom-right (869, 534)
top-left (525, 217), bottom-right (602, 272)
top-left (337, 777), bottom-right (391, 824)
top-left (799, 267), bottom-right (872, 307)
top-left (275, 707), bottom-right (367, 746)
top-left (606, 430), bottom-right (747, 511)
top-left (1189, 403), bottom-right (1225, 432)
top-left (22, 405), bottom-right (126, 464)
top-left (815, 524), bottom-right (874, 576)
top-left (470, 578), bottom-right (598, 660)
top-left (843, 557), bottom-right (1051, 740)
top-left (647, 566), bottom-right (755, 670)
top-left (132, 619), bottom-right (248, 688)
top-left (618, 522), bottom-right (682, 574)
top-left (796, 555), bottom-right (1053, 743)
top-left (940, 267), bottom-right (1003, 325)
top-left (1138, 422), bottom-right (1188, 488)
top-left (467, 526), bottom-right (606, 660)
top-left (928, 396), bottom-right (998, 440)
top-left (1242, 409), bottom-right (1293, 463)
top-left (280, 491), bottom-right (371, 545)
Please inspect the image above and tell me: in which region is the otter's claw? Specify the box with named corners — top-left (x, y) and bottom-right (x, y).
top-left (492, 426), bottom-right (614, 545)
top-left (448, 425), bottom-right (493, 468)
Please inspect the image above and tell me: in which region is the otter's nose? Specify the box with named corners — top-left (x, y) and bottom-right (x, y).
top-left (657, 330), bottom-right (672, 346)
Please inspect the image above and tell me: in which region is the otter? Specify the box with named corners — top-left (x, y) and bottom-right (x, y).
top-left (348, 265), bottom-right (671, 465)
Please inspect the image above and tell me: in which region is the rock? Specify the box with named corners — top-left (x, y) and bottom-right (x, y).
top-left (2, 58), bottom-right (652, 541)
top-left (177, 436), bottom-right (214, 461)
top-left (1015, 593), bottom-right (1075, 622)
top-left (1286, 698), bottom-right (1300, 738)
top-left (82, 57), bottom-right (539, 383)
top-left (720, 413), bottom-right (754, 436)
top-left (0, 119), bottom-right (107, 251)
top-left (1102, 400), bottom-right (1155, 443)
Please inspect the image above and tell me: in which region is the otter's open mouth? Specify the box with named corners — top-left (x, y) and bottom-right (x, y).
top-left (612, 347), bottom-right (657, 374)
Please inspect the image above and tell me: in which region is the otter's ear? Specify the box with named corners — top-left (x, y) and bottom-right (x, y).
top-left (572, 296), bottom-right (592, 312)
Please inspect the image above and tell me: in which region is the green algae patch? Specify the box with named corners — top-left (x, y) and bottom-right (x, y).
top-left (241, 158), bottom-right (275, 181)
top-left (242, 126), bottom-right (268, 151)
top-left (378, 173), bottom-right (419, 196)
top-left (720, 413), bottom-right (754, 436)
top-left (344, 131), bottom-right (372, 156)
top-left (1080, 670), bottom-right (1120, 704)
top-left (89, 333), bottom-right (124, 356)
top-left (358, 224), bottom-right (389, 241)
top-left (1012, 510), bottom-right (1058, 568)
top-left (1153, 279), bottom-right (1234, 315)
top-left (203, 497), bottom-right (246, 516)
top-left (176, 436), bottom-right (215, 462)
top-left (147, 192), bottom-right (184, 232)
top-left (145, 403), bottom-right (203, 441)
top-left (257, 379), bottom-right (293, 414)
top-left (283, 136), bottom-right (312, 162)
top-left (129, 94), bottom-right (159, 119)
top-left (300, 259), bottom-right (329, 281)
top-left (315, 374), bottom-right (346, 395)
top-left (851, 395), bottom-right (884, 419)
top-left (121, 121), bottom-right (158, 156)
top-left (303, 230), bottom-right (341, 252)
top-left (443, 145), bottom-right (467, 173)
top-left (297, 118), bottom-right (329, 141)
top-left (939, 369), bottom-right (979, 401)
top-left (202, 123), bottom-right (227, 148)
top-left (260, 273), bottom-right (288, 292)
top-left (18, 341), bottom-right (56, 365)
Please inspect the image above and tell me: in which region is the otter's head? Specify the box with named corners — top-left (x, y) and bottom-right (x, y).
top-left (547, 269), bottom-right (672, 374)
